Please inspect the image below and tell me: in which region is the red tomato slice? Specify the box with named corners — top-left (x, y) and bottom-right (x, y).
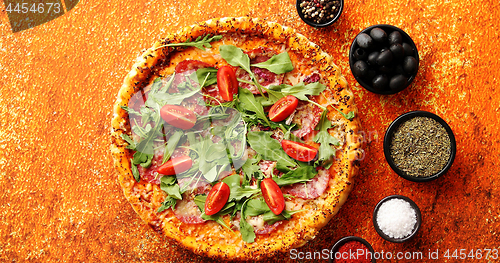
top-left (281, 139), bottom-right (318, 162)
top-left (205, 182), bottom-right (230, 215)
top-left (157, 156), bottom-right (193, 175)
top-left (217, 65), bottom-right (238, 101)
top-left (160, 105), bottom-right (197, 130)
top-left (261, 178), bottom-right (285, 215)
top-left (269, 95), bottom-right (298, 122)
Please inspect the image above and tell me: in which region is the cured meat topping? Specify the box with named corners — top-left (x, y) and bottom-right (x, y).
top-left (236, 47), bottom-right (285, 94)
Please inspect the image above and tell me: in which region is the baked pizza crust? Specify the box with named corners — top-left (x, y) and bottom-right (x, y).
top-left (110, 17), bottom-right (364, 260)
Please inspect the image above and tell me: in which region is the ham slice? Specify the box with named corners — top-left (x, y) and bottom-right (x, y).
top-left (137, 153), bottom-right (164, 185)
top-left (174, 197), bottom-right (206, 224)
top-left (291, 100), bottom-right (323, 139)
top-left (282, 168), bottom-right (330, 199)
top-left (236, 47), bottom-right (285, 94)
top-left (174, 177), bottom-right (211, 224)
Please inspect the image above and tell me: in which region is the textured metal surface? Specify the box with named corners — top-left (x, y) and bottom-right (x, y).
top-left (0, 0), bottom-right (499, 262)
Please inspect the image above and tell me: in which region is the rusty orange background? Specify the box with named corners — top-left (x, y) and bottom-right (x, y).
top-left (1, 0), bottom-right (499, 262)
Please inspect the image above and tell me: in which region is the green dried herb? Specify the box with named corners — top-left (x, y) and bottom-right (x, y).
top-left (390, 117), bottom-right (451, 177)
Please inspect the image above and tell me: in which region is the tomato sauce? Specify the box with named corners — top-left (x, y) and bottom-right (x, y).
top-left (333, 241), bottom-right (372, 263)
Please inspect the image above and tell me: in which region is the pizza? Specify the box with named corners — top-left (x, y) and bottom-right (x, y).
top-left (110, 17), bottom-right (364, 260)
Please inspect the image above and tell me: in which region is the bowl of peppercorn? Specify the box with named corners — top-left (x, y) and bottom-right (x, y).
top-left (349, 24), bottom-right (419, 94)
top-left (329, 236), bottom-right (376, 263)
top-left (383, 111), bottom-right (456, 182)
top-left (296, 0), bottom-right (344, 28)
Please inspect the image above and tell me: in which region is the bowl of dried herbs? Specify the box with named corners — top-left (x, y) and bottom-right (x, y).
top-left (383, 111), bottom-right (456, 182)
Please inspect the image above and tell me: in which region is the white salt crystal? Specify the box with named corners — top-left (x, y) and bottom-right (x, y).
top-left (376, 198), bottom-right (417, 239)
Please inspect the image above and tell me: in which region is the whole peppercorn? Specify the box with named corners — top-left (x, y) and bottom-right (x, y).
top-left (299, 0), bottom-right (341, 24)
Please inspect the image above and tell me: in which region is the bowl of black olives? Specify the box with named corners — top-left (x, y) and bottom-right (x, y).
top-left (349, 24), bottom-right (419, 94)
top-left (296, 0), bottom-right (344, 28)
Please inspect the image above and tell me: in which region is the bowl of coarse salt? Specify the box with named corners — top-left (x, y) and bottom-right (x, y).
top-left (373, 195), bottom-right (421, 243)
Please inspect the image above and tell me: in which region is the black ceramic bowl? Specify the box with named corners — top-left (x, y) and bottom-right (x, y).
top-left (383, 111), bottom-right (456, 182)
top-left (373, 195), bottom-right (422, 243)
top-left (349, 24), bottom-right (419, 94)
top-left (328, 236), bottom-right (376, 263)
top-left (296, 0), bottom-right (344, 28)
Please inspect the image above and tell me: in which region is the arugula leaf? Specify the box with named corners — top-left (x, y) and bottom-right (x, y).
top-left (209, 109), bottom-right (247, 170)
top-left (221, 173), bottom-right (240, 188)
top-left (185, 133), bottom-right (232, 182)
top-left (156, 34), bottom-right (223, 51)
top-left (244, 198), bottom-right (270, 217)
top-left (134, 133), bottom-right (156, 162)
top-left (241, 157), bottom-right (264, 183)
top-left (196, 67), bottom-right (218, 87)
top-left (130, 159), bottom-right (140, 182)
top-left (272, 166), bottom-right (317, 186)
top-left (263, 209), bottom-right (303, 225)
top-left (222, 174), bottom-right (260, 201)
top-left (254, 95), bottom-right (276, 107)
top-left (251, 52), bottom-right (294, 74)
top-left (159, 74), bottom-right (176, 93)
top-left (133, 150), bottom-right (154, 168)
top-left (314, 110), bottom-right (340, 162)
top-left (331, 106), bottom-right (355, 120)
top-left (247, 131), bottom-right (297, 168)
top-left (148, 87), bottom-right (202, 106)
top-left (120, 105), bottom-right (142, 118)
top-left (219, 45), bottom-right (266, 95)
top-left (270, 81), bottom-right (327, 102)
top-left (150, 77), bottom-right (164, 93)
top-left (197, 106), bottom-right (231, 122)
top-left (239, 199), bottom-right (256, 243)
top-left (237, 88), bottom-right (271, 126)
top-left (162, 130), bottom-right (184, 164)
top-left (244, 198), bottom-right (303, 225)
top-left (139, 106), bottom-right (155, 125)
top-left (193, 195), bottom-right (235, 232)
top-left (160, 176), bottom-right (182, 200)
top-left (219, 45), bottom-right (252, 74)
top-left (121, 133), bottom-right (137, 150)
top-left (157, 196), bottom-right (177, 213)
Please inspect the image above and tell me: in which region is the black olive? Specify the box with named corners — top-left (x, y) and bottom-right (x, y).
top-left (366, 69), bottom-right (377, 81)
top-left (389, 75), bottom-right (408, 90)
top-left (370, 28), bottom-right (387, 43)
top-left (394, 64), bottom-right (406, 75)
top-left (403, 56), bottom-right (418, 75)
top-left (367, 51), bottom-right (380, 66)
top-left (376, 50), bottom-right (393, 66)
top-left (390, 43), bottom-right (405, 60)
top-left (356, 33), bottom-right (374, 49)
top-left (379, 65), bottom-right (394, 74)
top-left (352, 60), bottom-right (369, 78)
top-left (354, 48), bottom-right (368, 60)
top-left (372, 75), bottom-right (389, 90)
top-left (388, 31), bottom-right (403, 45)
top-left (402, 42), bottom-right (414, 56)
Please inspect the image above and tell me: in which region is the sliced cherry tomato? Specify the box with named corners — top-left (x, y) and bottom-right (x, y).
top-left (175, 60), bottom-right (212, 73)
top-left (281, 139), bottom-right (318, 162)
top-left (160, 105), bottom-right (197, 130)
top-left (269, 95), bottom-right (298, 122)
top-left (217, 65), bottom-right (238, 101)
top-left (261, 178), bottom-right (285, 215)
top-left (157, 156), bottom-right (193, 175)
top-left (205, 182), bottom-right (230, 215)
